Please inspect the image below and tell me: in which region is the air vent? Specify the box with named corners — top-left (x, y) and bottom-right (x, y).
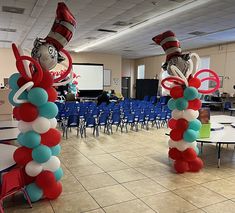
top-left (97, 29), bottom-right (117, 33)
top-left (0, 28), bottom-right (16, 32)
top-left (123, 49), bottom-right (133, 52)
top-left (2, 6), bottom-right (25, 14)
top-left (0, 40), bottom-right (12, 43)
top-left (85, 37), bottom-right (97, 40)
top-left (169, 0), bottom-right (186, 3)
top-left (113, 21), bottom-right (133, 26)
top-left (188, 31), bottom-right (207, 36)
top-left (149, 43), bottom-right (156, 45)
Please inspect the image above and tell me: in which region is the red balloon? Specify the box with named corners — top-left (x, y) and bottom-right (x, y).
top-left (38, 71), bottom-right (54, 89)
top-left (188, 77), bottom-right (201, 88)
top-left (46, 87), bottom-right (58, 102)
top-left (19, 103), bottom-right (38, 122)
top-left (13, 106), bottom-right (21, 120)
top-left (41, 128), bottom-right (61, 147)
top-left (174, 160), bottom-right (189, 173)
top-left (36, 171), bottom-right (57, 189)
top-left (43, 181), bottom-right (62, 200)
top-left (188, 99), bottom-right (202, 110)
top-left (13, 147), bottom-right (32, 165)
top-left (17, 77), bottom-right (28, 87)
top-left (170, 129), bottom-right (184, 141)
top-left (176, 118), bottom-right (188, 131)
top-left (182, 148), bottom-right (197, 162)
top-left (170, 86), bottom-right (184, 99)
top-left (188, 157), bottom-right (203, 172)
top-left (168, 118), bottom-right (177, 129)
top-left (169, 148), bottom-right (182, 160)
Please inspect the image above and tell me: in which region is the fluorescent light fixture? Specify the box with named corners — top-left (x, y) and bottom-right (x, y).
top-left (74, 0), bottom-right (212, 52)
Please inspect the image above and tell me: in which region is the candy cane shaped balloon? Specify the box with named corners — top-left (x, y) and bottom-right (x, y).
top-left (9, 2), bottom-right (76, 202)
top-left (153, 31), bottom-right (220, 173)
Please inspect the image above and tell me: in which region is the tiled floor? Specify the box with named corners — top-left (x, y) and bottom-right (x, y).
top-left (4, 125), bottom-right (235, 213)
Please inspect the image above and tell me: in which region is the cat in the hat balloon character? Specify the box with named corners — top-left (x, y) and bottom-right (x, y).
top-left (9, 2), bottom-right (76, 202)
top-left (152, 31), bottom-right (220, 173)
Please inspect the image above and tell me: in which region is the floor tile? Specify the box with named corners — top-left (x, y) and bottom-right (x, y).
top-left (173, 186), bottom-right (227, 208)
top-left (108, 168), bottom-right (146, 183)
top-left (187, 209), bottom-right (205, 213)
top-left (50, 192), bottom-right (99, 213)
top-left (71, 164), bottom-right (104, 177)
top-left (89, 184), bottom-right (136, 207)
top-left (135, 163), bottom-right (171, 178)
top-left (123, 156), bottom-right (158, 167)
top-left (61, 174), bottom-right (85, 195)
top-left (202, 200), bottom-right (235, 213)
top-left (202, 179), bottom-right (235, 199)
top-left (103, 199), bottom-right (155, 213)
top-left (111, 150), bottom-right (141, 161)
top-left (84, 209), bottom-right (105, 213)
top-left (152, 174), bottom-right (197, 190)
top-left (123, 178), bottom-right (168, 197)
top-left (77, 172), bottom-right (118, 190)
top-left (141, 191), bottom-right (196, 213)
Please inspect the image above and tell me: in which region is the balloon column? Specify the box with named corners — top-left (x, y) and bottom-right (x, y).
top-left (8, 2), bottom-right (76, 201)
top-left (152, 31), bottom-right (220, 173)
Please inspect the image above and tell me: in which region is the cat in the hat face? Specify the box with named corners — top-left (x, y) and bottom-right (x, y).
top-left (31, 38), bottom-right (64, 70)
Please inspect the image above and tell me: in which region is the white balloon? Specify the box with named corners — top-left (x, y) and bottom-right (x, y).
top-left (32, 117), bottom-right (50, 133)
top-left (168, 139), bottom-right (197, 151)
top-left (49, 118), bottom-right (57, 128)
top-left (18, 120), bottom-right (33, 133)
top-left (42, 156), bottom-right (60, 172)
top-left (183, 109), bottom-right (199, 121)
top-left (25, 161), bottom-right (43, 177)
top-left (172, 109), bottom-right (183, 119)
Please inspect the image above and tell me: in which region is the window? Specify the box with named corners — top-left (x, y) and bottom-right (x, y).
top-left (197, 56), bottom-right (210, 90)
top-left (137, 65), bottom-right (145, 79)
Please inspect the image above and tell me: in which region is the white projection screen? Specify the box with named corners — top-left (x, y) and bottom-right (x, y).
top-left (72, 63), bottom-right (104, 90)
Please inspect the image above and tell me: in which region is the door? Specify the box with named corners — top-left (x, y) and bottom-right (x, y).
top-left (122, 77), bottom-right (130, 98)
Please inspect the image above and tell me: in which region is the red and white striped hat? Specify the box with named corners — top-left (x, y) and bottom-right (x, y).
top-left (152, 31), bottom-right (181, 61)
top-left (45, 2), bottom-right (76, 51)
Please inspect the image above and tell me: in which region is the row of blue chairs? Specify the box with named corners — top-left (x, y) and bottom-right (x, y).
top-left (56, 98), bottom-right (171, 139)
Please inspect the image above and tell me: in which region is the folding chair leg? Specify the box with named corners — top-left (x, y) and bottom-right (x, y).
top-left (66, 128), bottom-right (68, 139)
top-left (22, 188), bottom-right (32, 208)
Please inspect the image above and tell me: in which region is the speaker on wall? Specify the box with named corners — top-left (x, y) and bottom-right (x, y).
top-left (136, 79), bottom-right (159, 100)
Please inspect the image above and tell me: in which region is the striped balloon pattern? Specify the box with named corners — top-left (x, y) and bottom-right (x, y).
top-left (8, 2), bottom-right (76, 202)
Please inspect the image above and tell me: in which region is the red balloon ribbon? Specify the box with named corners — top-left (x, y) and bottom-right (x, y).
top-left (194, 69), bottom-right (220, 94)
top-left (161, 76), bottom-right (185, 91)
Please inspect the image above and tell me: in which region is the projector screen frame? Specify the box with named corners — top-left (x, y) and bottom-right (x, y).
top-left (72, 63), bottom-right (104, 97)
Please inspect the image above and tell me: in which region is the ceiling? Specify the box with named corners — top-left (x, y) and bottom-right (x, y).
top-left (1, 0), bottom-right (235, 59)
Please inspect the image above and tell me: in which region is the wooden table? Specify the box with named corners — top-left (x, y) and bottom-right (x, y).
top-left (0, 144), bottom-right (17, 173)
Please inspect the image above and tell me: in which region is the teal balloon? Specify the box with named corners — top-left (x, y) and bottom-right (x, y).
top-left (188, 119), bottom-right (202, 131)
top-left (54, 168), bottom-right (64, 181)
top-left (9, 73), bottom-right (20, 89)
top-left (28, 87), bottom-right (48, 106)
top-left (25, 183), bottom-right (43, 202)
top-left (50, 144), bottom-right (61, 156)
top-left (17, 133), bottom-right (24, 146)
top-left (167, 98), bottom-right (176, 110)
top-left (22, 131), bottom-right (41, 148)
top-left (175, 98), bottom-right (188, 110)
top-left (8, 89), bottom-right (28, 106)
top-left (32, 145), bottom-right (52, 163)
top-left (194, 146), bottom-right (200, 156)
top-left (197, 93), bottom-right (202, 99)
top-left (38, 102), bottom-right (58, 119)
top-left (184, 87), bottom-right (198, 101)
top-left (183, 129), bottom-right (198, 142)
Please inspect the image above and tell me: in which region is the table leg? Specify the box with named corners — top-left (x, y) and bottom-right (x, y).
top-left (200, 142), bottom-right (203, 154)
top-left (217, 143), bottom-right (221, 168)
top-left (230, 110), bottom-right (233, 116)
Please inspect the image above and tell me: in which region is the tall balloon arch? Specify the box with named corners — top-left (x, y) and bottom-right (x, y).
top-left (8, 2), bottom-right (76, 201)
top-left (152, 31), bottom-right (220, 173)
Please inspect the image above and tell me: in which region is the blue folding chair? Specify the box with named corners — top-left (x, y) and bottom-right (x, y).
top-left (62, 114), bottom-right (79, 139)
